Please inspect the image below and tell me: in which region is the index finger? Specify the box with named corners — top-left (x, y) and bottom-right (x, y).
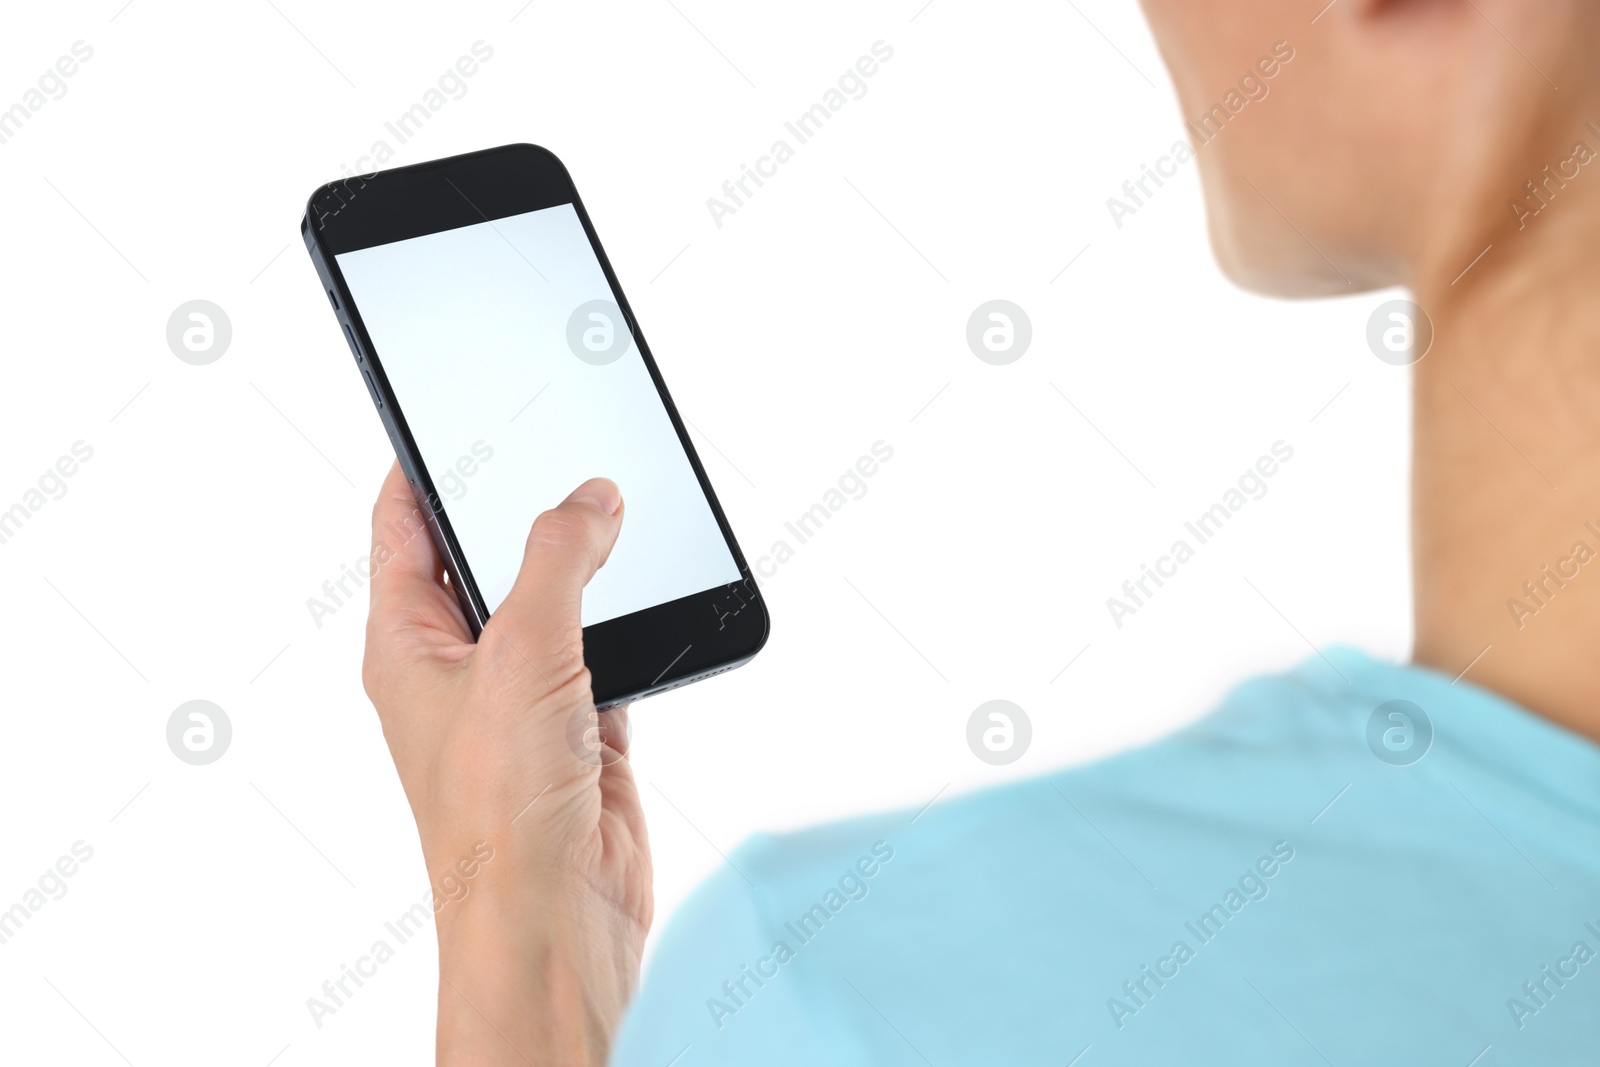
top-left (367, 462), bottom-right (467, 636)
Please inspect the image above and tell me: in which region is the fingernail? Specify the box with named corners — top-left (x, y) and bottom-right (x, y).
top-left (570, 479), bottom-right (622, 516)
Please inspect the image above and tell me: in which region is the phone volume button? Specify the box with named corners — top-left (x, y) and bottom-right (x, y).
top-left (361, 369), bottom-right (382, 408)
top-left (343, 323), bottom-right (363, 362)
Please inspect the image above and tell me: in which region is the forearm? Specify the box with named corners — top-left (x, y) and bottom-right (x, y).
top-left (436, 890), bottom-right (640, 1066)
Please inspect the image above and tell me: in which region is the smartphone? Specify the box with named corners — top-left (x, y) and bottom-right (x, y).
top-left (301, 144), bottom-right (768, 708)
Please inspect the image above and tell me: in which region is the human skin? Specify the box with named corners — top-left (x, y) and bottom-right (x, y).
top-left (1138, 0), bottom-right (1600, 740)
top-left (362, 466), bottom-right (648, 1063)
top-left (365, 1), bottom-right (1600, 1062)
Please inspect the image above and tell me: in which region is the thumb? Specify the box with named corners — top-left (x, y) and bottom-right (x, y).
top-left (481, 478), bottom-right (623, 683)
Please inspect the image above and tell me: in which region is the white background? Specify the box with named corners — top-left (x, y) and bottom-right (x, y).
top-left (0, 1), bottom-right (1408, 1064)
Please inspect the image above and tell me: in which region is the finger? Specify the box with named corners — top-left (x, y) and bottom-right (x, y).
top-left (366, 462), bottom-right (465, 634)
top-left (599, 705), bottom-right (632, 759)
top-left (597, 706), bottom-right (647, 841)
top-left (484, 478), bottom-right (623, 676)
top-left (598, 754), bottom-right (650, 863)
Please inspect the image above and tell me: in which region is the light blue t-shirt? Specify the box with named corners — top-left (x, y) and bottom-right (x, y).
top-left (614, 648), bottom-right (1600, 1065)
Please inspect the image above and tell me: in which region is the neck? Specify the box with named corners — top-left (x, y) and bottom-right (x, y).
top-left (1410, 182), bottom-right (1600, 741)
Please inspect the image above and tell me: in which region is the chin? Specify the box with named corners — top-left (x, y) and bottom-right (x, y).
top-left (1195, 159), bottom-right (1396, 297)
top-left (1205, 207), bottom-right (1376, 299)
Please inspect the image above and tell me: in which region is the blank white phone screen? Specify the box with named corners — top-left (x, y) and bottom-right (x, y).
top-left (335, 203), bottom-right (740, 627)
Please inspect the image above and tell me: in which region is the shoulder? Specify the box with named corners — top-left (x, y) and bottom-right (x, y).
top-left (614, 649), bottom-right (1467, 1064)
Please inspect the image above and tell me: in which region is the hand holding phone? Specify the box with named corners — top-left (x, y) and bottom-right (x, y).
top-left (362, 460), bottom-right (650, 1066)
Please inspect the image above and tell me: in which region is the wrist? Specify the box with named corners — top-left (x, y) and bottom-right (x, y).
top-left (434, 879), bottom-right (637, 1067)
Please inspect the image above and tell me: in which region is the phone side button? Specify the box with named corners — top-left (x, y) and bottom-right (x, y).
top-left (343, 322), bottom-right (363, 362)
top-left (361, 369), bottom-right (382, 408)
